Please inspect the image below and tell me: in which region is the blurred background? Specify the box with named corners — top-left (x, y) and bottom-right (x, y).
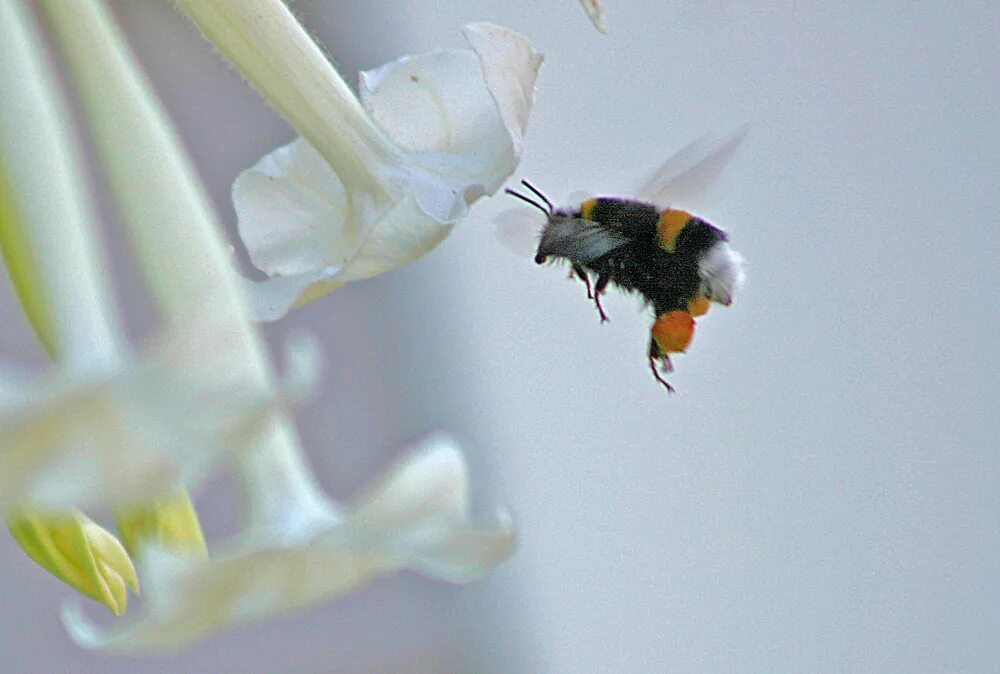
top-left (0, 1), bottom-right (997, 672)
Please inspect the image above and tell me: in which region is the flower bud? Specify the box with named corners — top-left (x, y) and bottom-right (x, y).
top-left (116, 491), bottom-right (207, 558)
top-left (8, 509), bottom-right (139, 615)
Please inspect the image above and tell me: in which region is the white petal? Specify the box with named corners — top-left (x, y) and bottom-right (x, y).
top-left (61, 438), bottom-right (515, 653)
top-left (0, 326), bottom-right (319, 509)
top-left (234, 139), bottom-right (457, 321)
top-left (233, 25), bottom-right (541, 318)
top-left (400, 509), bottom-right (516, 583)
top-left (360, 23), bottom-right (542, 197)
top-left (239, 266), bottom-right (342, 323)
top-left (462, 22), bottom-right (543, 165)
top-left (354, 438), bottom-right (515, 584)
top-left (0, 369), bottom-right (208, 509)
top-left (236, 153), bottom-right (452, 320)
top-left (349, 434), bottom-right (471, 534)
top-left (234, 138), bottom-right (351, 278)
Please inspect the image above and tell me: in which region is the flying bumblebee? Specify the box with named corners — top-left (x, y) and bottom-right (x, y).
top-left (505, 129), bottom-right (747, 392)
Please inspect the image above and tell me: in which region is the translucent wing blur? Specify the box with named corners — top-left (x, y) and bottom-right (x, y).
top-left (535, 216), bottom-right (631, 264)
top-left (494, 207), bottom-right (541, 258)
top-left (635, 126), bottom-right (748, 208)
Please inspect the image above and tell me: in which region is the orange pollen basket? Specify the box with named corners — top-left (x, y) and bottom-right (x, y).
top-left (657, 209), bottom-right (691, 252)
top-left (687, 296), bottom-right (711, 317)
top-left (652, 310), bottom-right (696, 353)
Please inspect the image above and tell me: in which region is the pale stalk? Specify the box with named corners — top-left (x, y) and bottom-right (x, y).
top-left (174, 0), bottom-right (404, 201)
top-left (0, 0), bottom-right (125, 371)
top-left (3, 0), bottom-right (205, 579)
top-left (0, 0), bottom-right (139, 612)
top-left (41, 0), bottom-right (334, 531)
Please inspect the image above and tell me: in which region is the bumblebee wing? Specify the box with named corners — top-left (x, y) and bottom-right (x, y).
top-left (494, 207), bottom-right (541, 258)
top-left (635, 125), bottom-right (748, 207)
top-left (536, 217), bottom-right (631, 263)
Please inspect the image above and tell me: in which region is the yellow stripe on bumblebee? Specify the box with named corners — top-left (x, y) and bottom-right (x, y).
top-left (579, 198), bottom-right (599, 221)
top-left (657, 209), bottom-right (692, 252)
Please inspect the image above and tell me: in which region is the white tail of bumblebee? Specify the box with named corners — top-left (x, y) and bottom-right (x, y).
top-left (699, 241), bottom-right (745, 306)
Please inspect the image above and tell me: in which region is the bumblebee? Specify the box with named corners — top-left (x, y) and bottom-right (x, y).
top-left (505, 130), bottom-right (746, 392)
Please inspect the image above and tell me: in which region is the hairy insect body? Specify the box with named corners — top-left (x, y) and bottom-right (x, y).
top-left (554, 197), bottom-right (732, 388)
top-left (504, 130), bottom-right (747, 392)
top-left (579, 198), bottom-right (711, 303)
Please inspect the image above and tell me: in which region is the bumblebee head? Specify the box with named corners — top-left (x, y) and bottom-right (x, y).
top-left (504, 180), bottom-right (557, 263)
top-left (507, 182), bottom-right (637, 267)
top-left (531, 210), bottom-right (587, 264)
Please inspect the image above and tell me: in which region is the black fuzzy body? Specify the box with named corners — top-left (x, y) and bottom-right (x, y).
top-left (560, 197), bottom-right (726, 315)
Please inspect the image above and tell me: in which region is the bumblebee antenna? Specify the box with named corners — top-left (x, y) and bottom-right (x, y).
top-left (520, 180), bottom-right (554, 214)
top-left (505, 187), bottom-right (550, 216)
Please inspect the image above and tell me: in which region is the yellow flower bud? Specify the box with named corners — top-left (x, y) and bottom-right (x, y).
top-left (116, 490), bottom-right (207, 558)
top-left (7, 509), bottom-right (139, 615)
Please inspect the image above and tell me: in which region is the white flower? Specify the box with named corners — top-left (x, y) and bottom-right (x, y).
top-left (223, 21), bottom-right (543, 320)
top-left (63, 436), bottom-right (514, 652)
top-left (0, 325), bottom-right (316, 510)
top-left (9, 0), bottom-right (517, 650)
top-left (0, 0), bottom-right (218, 617)
top-left (0, 0), bottom-right (300, 513)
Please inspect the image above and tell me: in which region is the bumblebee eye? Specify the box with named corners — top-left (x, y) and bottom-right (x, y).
top-left (534, 254), bottom-right (548, 264)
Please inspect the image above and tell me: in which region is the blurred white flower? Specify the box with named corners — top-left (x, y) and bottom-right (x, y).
top-left (0, 0), bottom-right (224, 616)
top-left (199, 14), bottom-right (543, 319)
top-left (5, 0), bottom-right (517, 650)
top-left (64, 435), bottom-right (514, 652)
top-left (1, 0), bottom-right (315, 510)
top-left (0, 324), bottom-right (316, 510)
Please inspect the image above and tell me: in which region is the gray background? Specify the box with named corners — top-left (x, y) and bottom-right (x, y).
top-left (0, 1), bottom-right (996, 672)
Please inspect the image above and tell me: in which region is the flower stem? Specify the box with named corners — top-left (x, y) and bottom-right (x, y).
top-left (0, 0), bottom-right (126, 373)
top-left (41, 0), bottom-right (260, 337)
top-left (0, 0), bottom-right (141, 614)
top-left (174, 0), bottom-right (404, 200)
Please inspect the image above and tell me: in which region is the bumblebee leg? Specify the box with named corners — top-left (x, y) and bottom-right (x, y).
top-left (647, 353), bottom-right (675, 393)
top-left (570, 264), bottom-right (593, 299)
top-left (646, 311), bottom-right (696, 393)
top-left (593, 275), bottom-right (610, 323)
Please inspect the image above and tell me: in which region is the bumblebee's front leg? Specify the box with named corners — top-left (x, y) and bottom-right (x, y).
top-left (569, 263), bottom-right (593, 299)
top-left (647, 310), bottom-right (696, 392)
